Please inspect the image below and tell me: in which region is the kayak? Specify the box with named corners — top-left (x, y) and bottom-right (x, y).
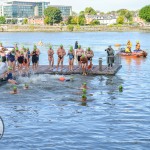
top-left (119, 48), bottom-right (147, 57)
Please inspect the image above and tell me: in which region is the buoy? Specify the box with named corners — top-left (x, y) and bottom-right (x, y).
top-left (59, 77), bottom-right (65, 81)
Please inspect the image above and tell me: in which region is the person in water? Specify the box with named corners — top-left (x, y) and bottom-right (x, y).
top-left (80, 82), bottom-right (88, 89)
top-left (10, 86), bottom-right (18, 94)
top-left (76, 45), bottom-right (84, 68)
top-left (67, 46), bottom-right (75, 71)
top-left (7, 49), bottom-right (16, 71)
top-left (125, 40), bottom-right (132, 53)
top-left (80, 55), bottom-right (88, 75)
top-left (85, 47), bottom-right (94, 67)
top-left (48, 45), bottom-right (54, 70)
top-left (24, 83), bottom-right (29, 90)
top-left (56, 45), bottom-right (66, 71)
top-left (4, 66), bottom-right (17, 84)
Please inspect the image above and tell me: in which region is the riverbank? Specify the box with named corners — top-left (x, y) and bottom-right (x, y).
top-left (0, 24), bottom-right (150, 32)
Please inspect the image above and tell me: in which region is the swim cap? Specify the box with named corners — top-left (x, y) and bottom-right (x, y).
top-left (20, 51), bottom-right (24, 54)
top-left (60, 44), bottom-right (63, 48)
top-left (13, 86), bottom-right (17, 90)
top-left (82, 88), bottom-right (87, 94)
top-left (49, 45), bottom-right (52, 49)
top-left (81, 54), bottom-right (85, 58)
top-left (24, 83), bottom-right (29, 87)
top-left (88, 47), bottom-right (91, 51)
top-left (78, 45), bottom-right (81, 48)
top-left (8, 66), bottom-right (13, 70)
top-left (16, 47), bottom-right (19, 51)
top-left (70, 46), bottom-right (73, 51)
top-left (83, 82), bottom-right (87, 85)
top-left (82, 94), bottom-right (87, 98)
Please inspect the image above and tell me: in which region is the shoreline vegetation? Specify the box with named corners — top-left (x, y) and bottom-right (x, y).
top-left (0, 24), bottom-right (150, 32)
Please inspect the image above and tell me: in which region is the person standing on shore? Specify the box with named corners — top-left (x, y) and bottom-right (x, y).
top-left (56, 45), bottom-right (66, 71)
top-left (67, 46), bottom-right (75, 71)
top-left (76, 45), bottom-right (84, 68)
top-left (48, 45), bottom-right (54, 70)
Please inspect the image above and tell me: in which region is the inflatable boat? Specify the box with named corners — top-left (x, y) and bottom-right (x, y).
top-left (119, 48), bottom-right (148, 57)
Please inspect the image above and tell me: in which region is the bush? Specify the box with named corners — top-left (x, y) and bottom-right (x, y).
top-left (67, 25), bottom-right (74, 31)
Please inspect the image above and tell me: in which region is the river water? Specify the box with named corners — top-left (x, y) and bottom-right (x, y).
top-left (0, 32), bottom-right (150, 150)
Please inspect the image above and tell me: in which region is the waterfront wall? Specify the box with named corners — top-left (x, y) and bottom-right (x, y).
top-left (0, 24), bottom-right (150, 32)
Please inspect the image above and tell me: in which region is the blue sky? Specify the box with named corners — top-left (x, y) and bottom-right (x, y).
top-left (49, 0), bottom-right (150, 12)
top-left (1, 0), bottom-right (150, 13)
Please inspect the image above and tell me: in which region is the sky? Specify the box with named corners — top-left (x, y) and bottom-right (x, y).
top-left (1, 0), bottom-right (150, 13)
top-left (50, 0), bottom-right (150, 13)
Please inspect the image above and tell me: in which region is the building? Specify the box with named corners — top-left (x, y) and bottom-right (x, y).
top-left (28, 16), bottom-right (44, 25)
top-left (50, 5), bottom-right (72, 18)
top-left (0, 0), bottom-right (50, 18)
top-left (85, 15), bottom-right (117, 25)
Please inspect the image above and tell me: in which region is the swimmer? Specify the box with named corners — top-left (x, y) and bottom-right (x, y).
top-left (24, 83), bottom-right (29, 90)
top-left (81, 94), bottom-right (87, 102)
top-left (82, 88), bottom-right (87, 94)
top-left (4, 66), bottom-right (17, 85)
top-left (65, 77), bottom-right (74, 82)
top-left (80, 82), bottom-right (88, 89)
top-left (10, 86), bottom-right (18, 94)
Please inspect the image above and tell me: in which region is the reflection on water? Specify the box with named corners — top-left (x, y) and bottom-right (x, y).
top-left (0, 32), bottom-right (150, 149)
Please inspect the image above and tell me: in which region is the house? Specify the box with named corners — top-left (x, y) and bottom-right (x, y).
top-left (85, 14), bottom-right (117, 25)
top-left (28, 16), bottom-right (44, 25)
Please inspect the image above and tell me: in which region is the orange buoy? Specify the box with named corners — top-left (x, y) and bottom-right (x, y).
top-left (59, 77), bottom-right (65, 81)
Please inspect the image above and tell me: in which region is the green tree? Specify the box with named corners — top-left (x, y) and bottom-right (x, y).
top-left (78, 14), bottom-right (86, 25)
top-left (125, 11), bottom-right (133, 22)
top-left (84, 7), bottom-right (97, 15)
top-left (66, 16), bottom-right (73, 25)
top-left (117, 16), bottom-right (124, 24)
top-left (90, 20), bottom-right (100, 25)
top-left (139, 5), bottom-right (150, 22)
top-left (71, 16), bottom-right (78, 24)
top-left (0, 16), bottom-right (6, 24)
top-left (44, 7), bottom-right (62, 25)
top-left (79, 11), bottom-right (85, 16)
top-left (22, 18), bottom-right (28, 24)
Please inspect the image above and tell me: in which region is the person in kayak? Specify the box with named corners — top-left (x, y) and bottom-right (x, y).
top-left (125, 40), bottom-right (132, 53)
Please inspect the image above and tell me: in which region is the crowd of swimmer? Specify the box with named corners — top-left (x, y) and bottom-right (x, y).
top-left (0, 41), bottom-right (94, 84)
top-left (125, 40), bottom-right (141, 53)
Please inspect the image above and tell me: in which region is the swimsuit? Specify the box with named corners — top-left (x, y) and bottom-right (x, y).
top-left (18, 56), bottom-right (24, 64)
top-left (8, 53), bottom-right (15, 62)
top-left (77, 55), bottom-right (81, 61)
top-left (68, 53), bottom-right (74, 60)
top-left (32, 52), bottom-right (38, 64)
top-left (58, 55), bottom-right (63, 60)
top-left (7, 72), bottom-right (13, 80)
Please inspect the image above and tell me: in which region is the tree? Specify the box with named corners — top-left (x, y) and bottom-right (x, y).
top-left (79, 11), bottom-right (85, 16)
top-left (22, 18), bottom-right (28, 24)
top-left (84, 7), bottom-right (97, 15)
top-left (66, 16), bottom-right (73, 25)
top-left (0, 16), bottom-right (6, 24)
top-left (44, 7), bottom-right (62, 25)
top-left (78, 14), bottom-right (86, 25)
top-left (90, 20), bottom-right (100, 25)
top-left (139, 5), bottom-right (150, 22)
top-left (117, 16), bottom-right (124, 24)
top-left (125, 11), bottom-right (133, 22)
